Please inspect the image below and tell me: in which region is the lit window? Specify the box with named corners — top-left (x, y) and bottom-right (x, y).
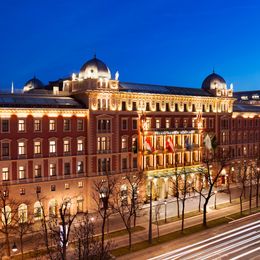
top-left (77, 161), bottom-right (84, 173)
top-left (34, 165), bottom-right (41, 178)
top-left (18, 119), bottom-right (25, 132)
top-left (49, 119), bottom-right (56, 131)
top-left (49, 140), bottom-right (56, 154)
top-left (121, 137), bottom-right (128, 151)
top-left (18, 142), bottom-right (25, 155)
top-left (19, 166), bottom-right (25, 179)
top-left (2, 167), bottom-right (9, 181)
top-left (77, 139), bottom-right (83, 152)
top-left (2, 206), bottom-right (11, 225)
top-left (65, 183), bottom-right (70, 189)
top-left (166, 119), bottom-right (170, 129)
top-left (18, 204), bottom-right (27, 223)
top-left (77, 196), bottom-right (83, 212)
top-left (34, 141), bottom-right (41, 155)
top-left (20, 188), bottom-right (25, 195)
top-left (49, 163), bottom-right (56, 176)
top-left (63, 140), bottom-right (70, 153)
top-left (34, 119), bottom-right (41, 132)
top-left (156, 119), bottom-right (160, 129)
top-left (34, 201), bottom-right (43, 220)
top-left (78, 181), bottom-right (83, 188)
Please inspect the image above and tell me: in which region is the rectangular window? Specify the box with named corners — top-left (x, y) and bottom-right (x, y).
top-left (133, 158), bottom-right (137, 169)
top-left (2, 167), bottom-right (9, 181)
top-left (64, 162), bottom-right (70, 175)
top-left (121, 119), bottom-right (128, 130)
top-left (77, 139), bottom-right (84, 152)
top-left (156, 103), bottom-right (160, 112)
top-left (121, 137), bottom-right (128, 151)
top-left (34, 165), bottom-right (41, 178)
top-left (122, 158), bottom-right (127, 170)
top-left (19, 166), bottom-right (25, 179)
top-left (49, 163), bottom-right (56, 176)
top-left (78, 181), bottom-right (83, 188)
top-left (1, 119), bottom-right (9, 132)
top-left (166, 119), bottom-right (170, 129)
top-left (34, 119), bottom-right (41, 132)
top-left (122, 101), bottom-right (126, 111)
top-left (49, 119), bottom-right (56, 131)
top-left (65, 183), bottom-right (70, 189)
top-left (77, 119), bottom-right (84, 131)
top-left (51, 185), bottom-right (56, 191)
top-left (2, 143), bottom-right (10, 157)
top-left (18, 119), bottom-right (25, 132)
top-left (97, 119), bottom-right (111, 133)
top-left (18, 142), bottom-right (25, 155)
top-left (156, 119), bottom-right (160, 129)
top-left (49, 140), bottom-right (56, 154)
top-left (63, 119), bottom-right (71, 131)
top-left (20, 188), bottom-right (25, 195)
top-left (63, 140), bottom-right (70, 153)
top-left (98, 158), bottom-right (111, 174)
top-left (77, 161), bottom-right (84, 173)
top-left (132, 102), bottom-right (137, 111)
top-left (34, 141), bottom-right (41, 155)
top-left (132, 119), bottom-right (138, 130)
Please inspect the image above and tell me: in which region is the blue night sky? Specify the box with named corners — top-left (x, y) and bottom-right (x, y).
top-left (1, 0), bottom-right (260, 91)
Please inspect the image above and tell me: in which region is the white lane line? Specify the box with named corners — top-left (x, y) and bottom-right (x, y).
top-left (230, 246), bottom-right (260, 260)
top-left (199, 235), bottom-right (260, 260)
top-left (149, 220), bottom-right (260, 260)
top-left (182, 231), bottom-right (260, 260)
top-left (162, 224), bottom-right (260, 260)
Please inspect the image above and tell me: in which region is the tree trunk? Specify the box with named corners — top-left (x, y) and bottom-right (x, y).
top-left (128, 229), bottom-right (132, 250)
top-left (198, 193), bottom-right (202, 212)
top-left (249, 178), bottom-right (252, 213)
top-left (203, 202), bottom-right (207, 226)
top-left (256, 178), bottom-right (259, 208)
top-left (240, 195), bottom-right (243, 216)
top-left (181, 199), bottom-right (185, 231)
top-left (20, 234), bottom-right (24, 260)
top-left (5, 231), bottom-right (10, 257)
top-left (176, 197), bottom-right (180, 218)
top-left (101, 210), bottom-right (107, 256)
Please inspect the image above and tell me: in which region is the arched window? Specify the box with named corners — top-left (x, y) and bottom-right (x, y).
top-left (48, 199), bottom-right (57, 217)
top-left (18, 204), bottom-right (27, 223)
top-left (120, 184), bottom-right (128, 206)
top-left (2, 205), bottom-right (11, 225)
top-left (34, 201), bottom-right (43, 220)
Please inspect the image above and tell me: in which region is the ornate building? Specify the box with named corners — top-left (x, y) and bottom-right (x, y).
top-left (0, 56), bottom-right (260, 219)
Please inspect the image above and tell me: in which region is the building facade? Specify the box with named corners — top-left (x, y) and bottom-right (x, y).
top-left (1, 56), bottom-right (260, 221)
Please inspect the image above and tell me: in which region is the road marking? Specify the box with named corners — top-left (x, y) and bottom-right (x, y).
top-left (230, 246), bottom-right (260, 260)
top-left (149, 220), bottom-right (260, 260)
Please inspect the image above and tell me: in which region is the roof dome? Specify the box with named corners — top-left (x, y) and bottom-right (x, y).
top-left (79, 56), bottom-right (111, 80)
top-left (202, 72), bottom-right (226, 90)
top-left (23, 77), bottom-right (45, 93)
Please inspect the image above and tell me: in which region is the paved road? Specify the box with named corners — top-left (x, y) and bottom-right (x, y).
top-left (149, 218), bottom-right (260, 260)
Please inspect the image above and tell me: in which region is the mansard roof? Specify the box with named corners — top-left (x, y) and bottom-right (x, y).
top-left (119, 82), bottom-right (213, 97)
top-left (233, 103), bottom-right (260, 112)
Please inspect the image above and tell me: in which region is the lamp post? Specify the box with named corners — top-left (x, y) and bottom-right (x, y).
top-left (214, 191), bottom-right (217, 209)
top-left (164, 200), bottom-right (167, 223)
top-left (148, 178), bottom-right (153, 244)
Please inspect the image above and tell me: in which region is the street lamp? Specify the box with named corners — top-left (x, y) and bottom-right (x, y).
top-left (12, 242), bottom-right (18, 253)
top-left (164, 200), bottom-right (167, 223)
top-left (214, 191), bottom-right (217, 209)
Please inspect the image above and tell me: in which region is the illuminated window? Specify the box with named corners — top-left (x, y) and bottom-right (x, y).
top-left (166, 119), bottom-right (170, 129)
top-left (49, 140), bottom-right (56, 154)
top-left (49, 119), bottom-right (56, 131)
top-left (34, 201), bottom-right (43, 220)
top-left (19, 166), bottom-right (25, 179)
top-left (34, 119), bottom-right (41, 132)
top-left (18, 119), bottom-right (25, 132)
top-left (2, 206), bottom-right (11, 225)
top-left (18, 142), bottom-right (25, 155)
top-left (77, 161), bottom-right (84, 173)
top-left (121, 137), bottom-right (128, 151)
top-left (78, 181), bottom-right (83, 188)
top-left (77, 139), bottom-right (84, 152)
top-left (77, 196), bottom-right (83, 212)
top-left (34, 165), bottom-right (41, 178)
top-left (2, 167), bottom-right (9, 181)
top-left (18, 204), bottom-right (27, 222)
top-left (49, 163), bottom-right (56, 176)
top-left (34, 141), bottom-right (41, 155)
top-left (156, 119), bottom-right (161, 129)
top-left (63, 140), bottom-right (70, 153)
top-left (65, 183), bottom-right (70, 189)
top-left (20, 188), bottom-right (25, 195)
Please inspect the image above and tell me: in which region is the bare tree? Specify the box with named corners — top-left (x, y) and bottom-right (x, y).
top-left (254, 165), bottom-right (260, 208)
top-left (92, 174), bottom-right (117, 256)
top-left (48, 198), bottom-right (77, 260)
top-left (236, 162), bottom-right (248, 215)
top-left (196, 157), bottom-right (227, 226)
top-left (169, 167), bottom-right (181, 218)
top-left (0, 184), bottom-right (20, 257)
top-left (112, 173), bottom-right (143, 250)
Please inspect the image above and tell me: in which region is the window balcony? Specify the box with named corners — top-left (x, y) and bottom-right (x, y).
top-left (121, 148), bottom-right (128, 153)
top-left (97, 150), bottom-right (112, 154)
